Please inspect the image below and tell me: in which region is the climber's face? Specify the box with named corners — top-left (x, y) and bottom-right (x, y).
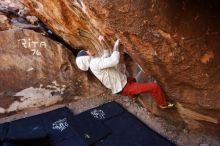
top-left (86, 50), bottom-right (95, 56)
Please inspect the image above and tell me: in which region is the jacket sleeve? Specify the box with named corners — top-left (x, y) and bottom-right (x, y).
top-left (98, 51), bottom-right (120, 69)
top-left (101, 49), bottom-right (110, 58)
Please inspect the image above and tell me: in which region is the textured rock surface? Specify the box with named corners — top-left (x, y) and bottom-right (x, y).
top-left (22, 0), bottom-right (220, 133)
top-left (0, 0), bottom-right (27, 17)
top-left (21, 0), bottom-right (220, 134)
top-left (0, 14), bottom-right (11, 30)
top-left (0, 28), bottom-right (104, 114)
top-left (86, 0), bottom-right (220, 134)
top-left (0, 1), bottom-right (41, 31)
top-left (22, 0), bottom-right (103, 53)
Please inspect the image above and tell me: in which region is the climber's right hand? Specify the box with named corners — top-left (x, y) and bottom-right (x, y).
top-left (113, 39), bottom-right (120, 52)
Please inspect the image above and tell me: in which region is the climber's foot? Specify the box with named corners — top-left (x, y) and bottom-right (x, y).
top-left (159, 102), bottom-right (175, 109)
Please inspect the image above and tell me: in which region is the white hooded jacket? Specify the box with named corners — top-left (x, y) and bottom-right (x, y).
top-left (90, 50), bottom-right (127, 94)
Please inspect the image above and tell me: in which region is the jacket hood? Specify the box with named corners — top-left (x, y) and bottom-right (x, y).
top-left (76, 56), bottom-right (91, 71)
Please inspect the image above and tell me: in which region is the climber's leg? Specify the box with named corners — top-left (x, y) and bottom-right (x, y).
top-left (121, 82), bottom-right (173, 108)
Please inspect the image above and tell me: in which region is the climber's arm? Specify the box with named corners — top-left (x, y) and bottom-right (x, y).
top-left (97, 39), bottom-right (120, 69)
top-left (98, 35), bottom-right (111, 58)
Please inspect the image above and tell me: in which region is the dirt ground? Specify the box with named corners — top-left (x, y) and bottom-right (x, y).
top-left (0, 92), bottom-right (219, 146)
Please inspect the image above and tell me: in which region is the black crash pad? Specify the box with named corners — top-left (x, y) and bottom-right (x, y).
top-left (72, 113), bottom-right (111, 145)
top-left (71, 102), bottom-right (124, 145)
top-left (0, 123), bottom-right (8, 141)
top-left (74, 101), bottom-right (175, 146)
top-left (0, 101), bottom-right (176, 146)
top-left (96, 112), bottom-right (175, 146)
top-left (0, 107), bottom-right (87, 146)
top-left (6, 115), bottom-right (46, 140)
top-left (2, 138), bottom-right (51, 146)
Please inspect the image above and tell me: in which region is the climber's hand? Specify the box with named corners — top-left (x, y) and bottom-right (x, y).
top-left (98, 35), bottom-right (105, 43)
top-left (113, 39), bottom-right (120, 52)
top-left (115, 39), bottom-right (120, 46)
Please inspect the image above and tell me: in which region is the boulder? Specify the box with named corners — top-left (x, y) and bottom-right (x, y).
top-left (26, 15), bottom-right (38, 25)
top-left (0, 0), bottom-right (34, 30)
top-left (0, 28), bottom-right (104, 114)
top-left (0, 0), bottom-right (26, 15)
top-left (17, 0), bottom-right (220, 134)
top-left (0, 14), bottom-right (11, 30)
top-left (21, 0), bottom-right (102, 53)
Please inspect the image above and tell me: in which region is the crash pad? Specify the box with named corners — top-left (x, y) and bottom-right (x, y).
top-left (0, 102), bottom-right (176, 146)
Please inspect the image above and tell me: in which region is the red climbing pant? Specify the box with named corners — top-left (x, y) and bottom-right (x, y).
top-left (120, 77), bottom-right (167, 106)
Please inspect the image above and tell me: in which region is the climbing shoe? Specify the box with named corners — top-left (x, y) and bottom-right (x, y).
top-left (159, 102), bottom-right (175, 109)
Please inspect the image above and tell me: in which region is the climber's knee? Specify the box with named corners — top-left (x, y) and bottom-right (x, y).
top-left (148, 83), bottom-right (159, 91)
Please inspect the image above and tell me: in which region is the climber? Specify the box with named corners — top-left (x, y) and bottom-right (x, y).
top-left (75, 35), bottom-right (174, 109)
